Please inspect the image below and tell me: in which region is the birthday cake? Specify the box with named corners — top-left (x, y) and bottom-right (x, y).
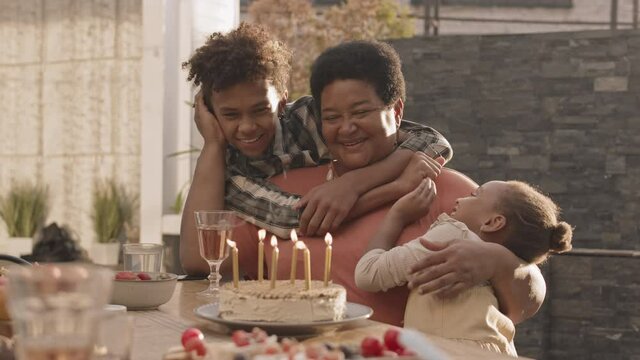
top-left (218, 280), bottom-right (347, 322)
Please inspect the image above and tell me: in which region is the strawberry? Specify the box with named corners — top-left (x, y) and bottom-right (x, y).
top-left (383, 328), bottom-right (403, 353)
top-left (361, 336), bottom-right (384, 357)
top-left (137, 272), bottom-right (152, 281)
top-left (231, 330), bottom-right (251, 347)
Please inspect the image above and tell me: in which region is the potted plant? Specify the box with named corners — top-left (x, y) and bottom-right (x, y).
top-left (90, 179), bottom-right (138, 266)
top-left (0, 182), bottom-right (49, 257)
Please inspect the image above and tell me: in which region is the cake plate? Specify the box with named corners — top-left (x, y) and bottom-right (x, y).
top-left (194, 302), bottom-right (373, 337)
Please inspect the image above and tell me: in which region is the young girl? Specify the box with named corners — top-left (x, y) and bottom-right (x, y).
top-left (355, 178), bottom-right (573, 356)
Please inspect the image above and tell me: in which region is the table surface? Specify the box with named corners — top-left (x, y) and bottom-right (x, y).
top-left (130, 281), bottom-right (529, 360)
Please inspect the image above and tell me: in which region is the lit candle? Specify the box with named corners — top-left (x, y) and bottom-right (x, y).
top-left (218, 229), bottom-right (227, 260)
top-left (300, 241), bottom-right (311, 290)
top-left (227, 239), bottom-right (239, 289)
top-left (270, 235), bottom-right (279, 290)
top-left (289, 229), bottom-right (298, 284)
top-left (258, 229), bottom-right (266, 282)
top-left (324, 233), bottom-right (333, 287)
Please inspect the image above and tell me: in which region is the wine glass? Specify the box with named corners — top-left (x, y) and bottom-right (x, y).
top-left (194, 210), bottom-right (243, 302)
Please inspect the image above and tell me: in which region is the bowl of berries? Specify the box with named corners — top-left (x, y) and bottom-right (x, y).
top-left (111, 271), bottom-right (178, 310)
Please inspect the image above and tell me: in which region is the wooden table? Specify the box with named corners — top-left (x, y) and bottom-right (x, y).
top-left (130, 281), bottom-right (528, 360)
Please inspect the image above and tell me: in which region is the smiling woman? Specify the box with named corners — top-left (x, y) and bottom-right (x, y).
top-left (320, 79), bottom-right (401, 175)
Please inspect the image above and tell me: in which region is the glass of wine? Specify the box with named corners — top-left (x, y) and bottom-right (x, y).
top-left (194, 210), bottom-right (243, 302)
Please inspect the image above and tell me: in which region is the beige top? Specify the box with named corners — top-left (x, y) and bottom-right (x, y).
top-left (355, 214), bottom-right (517, 356)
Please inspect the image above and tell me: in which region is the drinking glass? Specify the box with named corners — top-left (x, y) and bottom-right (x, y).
top-left (94, 305), bottom-right (134, 360)
top-left (194, 210), bottom-right (243, 302)
top-left (122, 243), bottom-right (164, 273)
top-left (6, 263), bottom-right (113, 360)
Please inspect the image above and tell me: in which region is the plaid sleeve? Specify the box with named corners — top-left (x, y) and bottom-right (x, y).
top-left (225, 175), bottom-right (301, 239)
top-left (398, 120), bottom-right (453, 163)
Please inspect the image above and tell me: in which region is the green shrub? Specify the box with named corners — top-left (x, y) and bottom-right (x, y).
top-left (92, 180), bottom-right (138, 244)
top-left (0, 182), bottom-right (49, 237)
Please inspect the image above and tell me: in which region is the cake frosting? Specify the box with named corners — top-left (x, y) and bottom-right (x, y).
top-left (219, 280), bottom-right (347, 322)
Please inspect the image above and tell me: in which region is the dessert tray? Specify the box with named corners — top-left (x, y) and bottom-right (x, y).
top-left (194, 302), bottom-right (373, 336)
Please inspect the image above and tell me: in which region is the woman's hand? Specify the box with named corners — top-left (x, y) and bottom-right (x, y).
top-left (389, 178), bottom-right (436, 227)
top-left (294, 177), bottom-right (359, 236)
top-left (407, 237), bottom-right (498, 298)
top-left (396, 152), bottom-right (443, 196)
top-left (194, 90), bottom-right (226, 149)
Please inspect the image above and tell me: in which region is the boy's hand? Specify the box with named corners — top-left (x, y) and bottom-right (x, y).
top-left (194, 90), bottom-right (226, 148)
top-left (390, 179), bottom-right (436, 227)
top-left (396, 152), bottom-right (443, 196)
top-left (294, 178), bottom-right (359, 236)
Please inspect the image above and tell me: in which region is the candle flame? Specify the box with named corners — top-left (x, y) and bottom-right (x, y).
top-left (258, 229), bottom-right (266, 242)
top-left (270, 235), bottom-right (278, 247)
top-left (324, 233), bottom-right (333, 246)
top-left (226, 239), bottom-right (237, 248)
top-left (290, 229), bottom-right (298, 242)
top-left (295, 241), bottom-right (306, 250)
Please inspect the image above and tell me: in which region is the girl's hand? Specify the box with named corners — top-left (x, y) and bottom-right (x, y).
top-left (396, 152), bottom-right (443, 196)
top-left (194, 90), bottom-right (226, 148)
top-left (390, 178), bottom-right (436, 227)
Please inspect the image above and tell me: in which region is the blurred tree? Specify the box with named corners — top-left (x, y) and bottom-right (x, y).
top-left (248, 0), bottom-right (415, 98)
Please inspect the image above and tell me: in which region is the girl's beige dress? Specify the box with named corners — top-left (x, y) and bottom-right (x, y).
top-left (355, 214), bottom-right (517, 357)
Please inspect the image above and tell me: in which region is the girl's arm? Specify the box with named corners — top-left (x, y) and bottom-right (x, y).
top-left (355, 180), bottom-right (437, 292)
top-left (180, 94), bottom-right (227, 276)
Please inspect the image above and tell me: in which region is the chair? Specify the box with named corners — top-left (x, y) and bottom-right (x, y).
top-left (0, 254), bottom-right (31, 268)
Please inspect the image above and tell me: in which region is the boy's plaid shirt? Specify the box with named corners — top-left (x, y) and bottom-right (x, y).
top-left (224, 96), bottom-right (452, 238)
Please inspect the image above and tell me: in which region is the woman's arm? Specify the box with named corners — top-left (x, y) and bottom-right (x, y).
top-left (406, 239), bottom-right (546, 324)
top-left (296, 122), bottom-right (451, 236)
top-left (348, 153), bottom-right (443, 220)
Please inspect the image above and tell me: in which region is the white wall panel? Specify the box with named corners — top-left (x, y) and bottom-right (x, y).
top-left (113, 59), bottom-right (141, 155)
top-left (116, 0), bottom-right (143, 58)
top-left (0, 0), bottom-right (42, 64)
top-left (0, 0), bottom-right (143, 248)
top-left (0, 65), bottom-right (41, 155)
top-left (42, 61), bottom-right (113, 156)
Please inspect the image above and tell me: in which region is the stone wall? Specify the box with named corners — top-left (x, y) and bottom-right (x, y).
top-left (0, 0), bottom-right (142, 248)
top-left (390, 30), bottom-right (640, 359)
top-left (392, 29), bottom-right (640, 251)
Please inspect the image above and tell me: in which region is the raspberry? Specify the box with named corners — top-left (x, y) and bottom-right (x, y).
top-left (184, 337), bottom-right (207, 356)
top-left (115, 271), bottom-right (138, 280)
top-left (360, 336), bottom-right (384, 357)
top-left (137, 272), bottom-right (152, 281)
top-left (181, 328), bottom-right (204, 348)
top-left (397, 348), bottom-right (416, 356)
top-left (231, 330), bottom-right (251, 347)
top-left (383, 328), bottom-right (403, 353)
top-left (251, 327), bottom-right (268, 343)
